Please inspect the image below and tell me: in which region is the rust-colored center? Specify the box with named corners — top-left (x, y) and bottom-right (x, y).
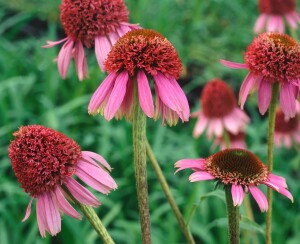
top-left (205, 149), bottom-right (268, 185)
top-left (275, 109), bottom-right (299, 132)
top-left (8, 125), bottom-right (81, 197)
top-left (201, 79), bottom-right (236, 118)
top-left (259, 0), bottom-right (296, 15)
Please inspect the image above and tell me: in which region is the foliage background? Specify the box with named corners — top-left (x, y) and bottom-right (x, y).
top-left (0, 0), bottom-right (299, 243)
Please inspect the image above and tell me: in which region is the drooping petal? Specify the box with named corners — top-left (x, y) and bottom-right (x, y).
top-left (42, 37), bottom-right (68, 48)
top-left (104, 71), bottom-right (129, 121)
top-left (116, 25), bottom-right (131, 37)
top-left (219, 60), bottom-right (248, 69)
top-left (231, 185), bottom-right (244, 206)
top-left (107, 32), bottom-right (120, 46)
top-left (277, 187), bottom-right (294, 202)
top-left (95, 35), bottom-right (112, 71)
top-left (154, 72), bottom-right (188, 119)
top-left (175, 159), bottom-right (206, 173)
top-left (118, 77), bottom-right (135, 120)
top-left (254, 14), bottom-right (267, 33)
top-left (285, 13), bottom-right (297, 29)
top-left (193, 114), bottom-right (208, 138)
top-left (239, 72), bottom-right (257, 109)
top-left (283, 134), bottom-right (292, 148)
top-left (64, 177), bottom-right (100, 207)
top-left (258, 78), bottom-right (272, 115)
top-left (223, 114), bottom-right (240, 135)
top-left (189, 171), bottom-right (215, 182)
top-left (36, 195), bottom-right (47, 238)
top-left (88, 72), bottom-right (117, 113)
top-left (249, 186), bottom-right (268, 212)
top-left (57, 38), bottom-right (74, 79)
top-left (280, 83), bottom-right (296, 118)
top-left (137, 70), bottom-right (154, 118)
top-left (22, 198), bottom-right (34, 222)
top-left (75, 159), bottom-right (117, 194)
top-left (82, 151), bottom-right (112, 171)
top-left (53, 187), bottom-right (81, 219)
top-left (74, 41), bottom-right (88, 81)
top-left (267, 15), bottom-right (280, 32)
top-left (43, 193), bottom-right (61, 236)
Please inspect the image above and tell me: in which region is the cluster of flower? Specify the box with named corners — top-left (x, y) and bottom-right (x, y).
top-left (7, 0), bottom-right (299, 239)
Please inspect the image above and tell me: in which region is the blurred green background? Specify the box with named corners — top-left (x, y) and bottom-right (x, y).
top-left (0, 0), bottom-right (300, 243)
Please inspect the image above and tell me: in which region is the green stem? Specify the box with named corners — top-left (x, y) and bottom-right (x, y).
top-left (146, 140), bottom-right (195, 244)
top-left (243, 195), bottom-right (259, 244)
top-left (63, 187), bottom-right (114, 244)
top-left (266, 83), bottom-right (280, 244)
top-left (133, 81), bottom-right (151, 244)
top-left (223, 130), bottom-right (231, 149)
top-left (225, 186), bottom-right (240, 244)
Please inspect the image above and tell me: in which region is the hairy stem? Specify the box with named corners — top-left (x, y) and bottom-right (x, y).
top-left (266, 83), bottom-right (280, 244)
top-left (225, 185), bottom-right (240, 244)
top-left (133, 81), bottom-right (151, 244)
top-left (146, 140), bottom-right (195, 244)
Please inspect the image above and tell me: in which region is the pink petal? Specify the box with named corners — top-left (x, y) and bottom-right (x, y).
top-left (239, 72), bottom-right (257, 109)
top-left (88, 72), bottom-right (117, 113)
top-left (137, 70), bottom-right (154, 118)
top-left (231, 185), bottom-right (244, 206)
top-left (280, 83), bottom-right (296, 119)
top-left (116, 25), bottom-right (131, 37)
top-left (267, 15), bottom-right (281, 32)
top-left (285, 13), bottom-right (297, 29)
top-left (189, 171), bottom-right (215, 182)
top-left (22, 198), bottom-right (34, 222)
top-left (74, 41), bottom-right (88, 81)
top-left (36, 195), bottom-right (47, 238)
top-left (154, 73), bottom-right (187, 117)
top-left (53, 187), bottom-right (81, 219)
top-left (65, 177), bottom-right (100, 207)
top-left (219, 59), bottom-right (248, 69)
top-left (283, 134), bottom-right (292, 148)
top-left (249, 186), bottom-right (268, 212)
top-left (95, 35), bottom-right (112, 72)
top-left (57, 38), bottom-right (74, 79)
top-left (107, 32), bottom-right (120, 45)
top-left (82, 151), bottom-right (112, 171)
top-left (254, 14), bottom-right (267, 33)
top-left (175, 159), bottom-right (206, 173)
top-left (193, 114), bottom-right (208, 138)
top-left (277, 187), bottom-right (294, 202)
top-left (118, 77), bottom-right (135, 120)
top-left (104, 71), bottom-right (129, 121)
top-left (277, 16), bottom-right (285, 33)
top-left (36, 193), bottom-right (61, 237)
top-left (76, 159), bottom-right (117, 194)
top-left (258, 78), bottom-right (272, 115)
top-left (223, 113), bottom-right (240, 135)
top-left (42, 37), bottom-right (68, 48)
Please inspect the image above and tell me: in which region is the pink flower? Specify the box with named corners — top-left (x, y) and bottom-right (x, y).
top-left (43, 0), bottom-right (139, 80)
top-left (8, 125), bottom-right (117, 237)
top-left (88, 29), bottom-right (190, 126)
top-left (175, 149), bottom-right (293, 212)
top-left (254, 0), bottom-right (300, 33)
top-left (192, 79), bottom-right (249, 139)
top-left (213, 132), bottom-right (247, 150)
top-left (221, 32), bottom-right (300, 119)
top-left (274, 107), bottom-right (300, 148)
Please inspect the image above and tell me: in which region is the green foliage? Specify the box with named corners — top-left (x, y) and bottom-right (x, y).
top-left (0, 0), bottom-right (300, 243)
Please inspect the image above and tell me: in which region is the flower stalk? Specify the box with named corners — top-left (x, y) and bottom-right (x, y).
top-left (225, 185), bottom-right (240, 244)
top-left (64, 187), bottom-right (114, 244)
top-left (146, 140), bottom-right (195, 244)
top-left (266, 82), bottom-right (280, 244)
top-left (133, 80), bottom-right (151, 243)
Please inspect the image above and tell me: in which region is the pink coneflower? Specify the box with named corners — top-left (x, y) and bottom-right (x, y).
top-left (175, 149), bottom-right (293, 212)
top-left (274, 108), bottom-right (300, 148)
top-left (8, 125), bottom-right (117, 237)
top-left (254, 0), bottom-right (300, 33)
top-left (192, 79), bottom-right (249, 139)
top-left (213, 132), bottom-right (247, 150)
top-left (88, 29), bottom-right (190, 125)
top-left (221, 32), bottom-right (300, 119)
top-left (43, 0), bottom-right (139, 80)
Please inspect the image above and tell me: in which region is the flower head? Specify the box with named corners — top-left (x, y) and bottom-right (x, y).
top-left (8, 125), bottom-right (117, 237)
top-left (43, 0), bottom-right (139, 80)
top-left (175, 149), bottom-right (293, 211)
top-left (221, 32), bottom-right (300, 118)
top-left (274, 107), bottom-right (300, 148)
top-left (88, 29), bottom-right (190, 125)
top-left (192, 79), bottom-right (249, 139)
top-left (254, 0), bottom-right (300, 33)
